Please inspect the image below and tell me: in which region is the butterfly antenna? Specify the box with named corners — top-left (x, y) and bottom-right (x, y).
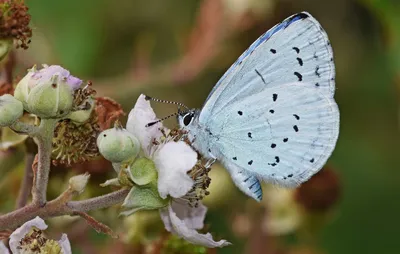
top-left (145, 95), bottom-right (189, 111)
top-left (145, 112), bottom-right (181, 127)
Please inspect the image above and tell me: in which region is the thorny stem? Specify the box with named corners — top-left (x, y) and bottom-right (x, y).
top-left (0, 188), bottom-right (130, 230)
top-left (15, 153), bottom-right (35, 209)
top-left (31, 118), bottom-right (57, 206)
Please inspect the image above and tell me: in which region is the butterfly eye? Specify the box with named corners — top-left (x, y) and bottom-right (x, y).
top-left (183, 113), bottom-right (194, 126)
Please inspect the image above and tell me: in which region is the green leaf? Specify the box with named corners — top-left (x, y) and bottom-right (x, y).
top-left (121, 182), bottom-right (169, 216)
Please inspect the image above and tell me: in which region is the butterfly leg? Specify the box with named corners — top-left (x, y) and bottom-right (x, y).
top-left (205, 158), bottom-right (216, 168)
top-left (223, 160), bottom-right (263, 201)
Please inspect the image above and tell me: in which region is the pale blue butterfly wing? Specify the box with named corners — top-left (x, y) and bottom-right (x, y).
top-left (200, 12), bottom-right (335, 124)
top-left (197, 12), bottom-right (339, 201)
top-left (213, 83), bottom-right (339, 186)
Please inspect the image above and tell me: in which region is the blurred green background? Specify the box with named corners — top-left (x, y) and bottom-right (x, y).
top-left (4, 0), bottom-right (400, 253)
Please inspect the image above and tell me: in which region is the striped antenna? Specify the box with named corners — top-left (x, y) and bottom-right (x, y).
top-left (145, 112), bottom-right (181, 127)
top-left (145, 95), bottom-right (189, 111)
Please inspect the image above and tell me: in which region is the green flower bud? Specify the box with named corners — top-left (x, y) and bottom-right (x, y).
top-left (128, 157), bottom-right (157, 186)
top-left (97, 127), bottom-right (140, 163)
top-left (0, 94), bottom-right (24, 127)
top-left (14, 66), bottom-right (38, 109)
top-left (14, 65), bottom-right (82, 118)
top-left (26, 74), bottom-right (74, 118)
top-left (121, 182), bottom-right (170, 216)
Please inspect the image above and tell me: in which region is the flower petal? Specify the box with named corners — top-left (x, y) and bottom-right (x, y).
top-left (160, 205), bottom-right (231, 248)
top-left (126, 94), bottom-right (165, 157)
top-left (153, 141), bottom-right (197, 199)
top-left (32, 65), bottom-right (82, 90)
top-left (170, 200), bottom-right (207, 230)
top-left (0, 241), bottom-right (10, 254)
top-left (58, 234), bottom-right (72, 254)
top-left (9, 216), bottom-right (48, 254)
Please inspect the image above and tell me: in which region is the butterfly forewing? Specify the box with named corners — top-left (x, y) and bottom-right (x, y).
top-left (200, 12), bottom-right (335, 125)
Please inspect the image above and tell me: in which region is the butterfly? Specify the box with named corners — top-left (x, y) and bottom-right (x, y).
top-left (151, 12), bottom-right (339, 201)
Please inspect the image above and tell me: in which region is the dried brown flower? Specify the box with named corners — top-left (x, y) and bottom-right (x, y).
top-left (95, 96), bottom-right (125, 130)
top-left (0, 0), bottom-right (32, 49)
top-left (52, 83), bottom-right (126, 166)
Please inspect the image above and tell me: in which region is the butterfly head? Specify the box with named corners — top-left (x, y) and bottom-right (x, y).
top-left (178, 109), bottom-right (198, 129)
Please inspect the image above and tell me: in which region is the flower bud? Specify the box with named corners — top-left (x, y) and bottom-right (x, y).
top-left (97, 127), bottom-right (140, 163)
top-left (13, 66), bottom-right (37, 109)
top-left (0, 94), bottom-right (24, 127)
top-left (26, 75), bottom-right (74, 118)
top-left (128, 157), bottom-right (157, 186)
top-left (69, 173), bottom-right (90, 194)
top-left (14, 65), bottom-right (82, 118)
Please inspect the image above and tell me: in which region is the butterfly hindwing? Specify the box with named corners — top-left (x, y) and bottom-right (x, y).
top-left (200, 12), bottom-right (335, 125)
top-left (214, 83), bottom-right (339, 187)
top-left (223, 160), bottom-right (263, 201)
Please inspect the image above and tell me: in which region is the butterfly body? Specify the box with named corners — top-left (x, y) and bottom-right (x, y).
top-left (178, 12), bottom-right (339, 201)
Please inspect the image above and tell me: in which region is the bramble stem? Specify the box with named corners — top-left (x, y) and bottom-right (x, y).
top-left (0, 188), bottom-right (130, 230)
top-left (31, 118), bottom-right (57, 206)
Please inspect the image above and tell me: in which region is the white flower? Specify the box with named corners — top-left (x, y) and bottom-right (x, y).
top-left (160, 201), bottom-right (230, 248)
top-left (127, 94), bottom-right (197, 199)
top-left (125, 94), bottom-right (230, 248)
top-left (8, 216), bottom-right (71, 254)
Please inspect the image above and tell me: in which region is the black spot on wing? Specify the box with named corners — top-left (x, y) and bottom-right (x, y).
top-left (293, 114), bottom-right (300, 120)
top-left (294, 72), bottom-right (303, 81)
top-left (315, 66), bottom-right (321, 77)
top-left (238, 111), bottom-right (243, 116)
top-left (296, 57), bottom-right (303, 66)
top-left (293, 47), bottom-right (300, 54)
top-left (272, 93), bottom-right (278, 102)
top-left (310, 158), bottom-right (315, 163)
top-left (270, 49), bottom-right (277, 54)
top-left (271, 143), bottom-right (276, 148)
top-left (293, 125), bottom-right (299, 132)
top-left (248, 160), bottom-right (253, 165)
top-left (283, 138), bottom-right (288, 142)
top-left (269, 109), bottom-right (275, 114)
top-left (233, 157), bottom-right (237, 160)
top-left (248, 132), bottom-right (252, 138)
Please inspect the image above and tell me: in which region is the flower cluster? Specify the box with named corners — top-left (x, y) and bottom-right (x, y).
top-left (97, 95), bottom-right (230, 248)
